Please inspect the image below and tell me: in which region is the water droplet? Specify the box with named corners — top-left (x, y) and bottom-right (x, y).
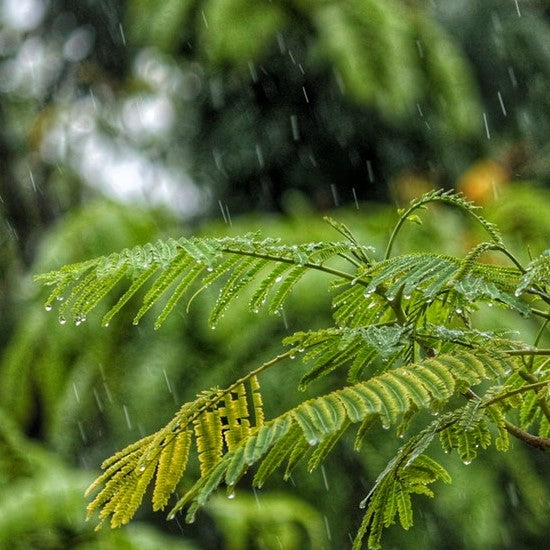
top-left (275, 275), bottom-right (283, 283)
top-left (514, 289), bottom-right (522, 297)
top-left (455, 308), bottom-right (463, 314)
top-left (387, 295), bottom-right (395, 302)
top-left (404, 294), bottom-right (411, 300)
top-left (227, 491), bottom-right (235, 499)
top-left (139, 465), bottom-right (146, 472)
top-left (359, 499), bottom-right (367, 509)
top-left (59, 317), bottom-right (66, 325)
top-left (462, 459), bottom-right (472, 465)
top-left (487, 302), bottom-right (493, 308)
top-left (367, 302), bottom-right (376, 309)
top-left (104, 322), bottom-right (110, 327)
top-left (207, 266), bottom-right (213, 272)
top-left (211, 326), bottom-right (216, 330)
top-left (308, 438), bottom-right (318, 446)
top-left (298, 348), bottom-right (305, 353)
top-left (56, 296), bottom-right (64, 301)
top-left (44, 304), bottom-right (52, 312)
top-left (289, 354), bottom-right (296, 359)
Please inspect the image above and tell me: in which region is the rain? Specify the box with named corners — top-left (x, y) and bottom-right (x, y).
top-left (1, 0), bottom-right (549, 549)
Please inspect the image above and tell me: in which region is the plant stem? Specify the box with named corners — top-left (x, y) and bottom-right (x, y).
top-left (503, 421), bottom-right (550, 451)
top-left (505, 349), bottom-right (550, 356)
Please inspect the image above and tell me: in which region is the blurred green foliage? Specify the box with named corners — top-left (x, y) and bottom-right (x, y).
top-left (1, 0), bottom-right (550, 547)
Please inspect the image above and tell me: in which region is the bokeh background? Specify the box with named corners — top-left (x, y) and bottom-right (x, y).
top-left (1, 1), bottom-right (549, 548)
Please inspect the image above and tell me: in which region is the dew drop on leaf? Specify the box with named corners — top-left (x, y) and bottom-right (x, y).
top-left (44, 304), bottom-right (52, 311)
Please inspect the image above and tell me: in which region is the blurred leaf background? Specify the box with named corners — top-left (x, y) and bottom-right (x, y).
top-left (1, 0), bottom-right (549, 548)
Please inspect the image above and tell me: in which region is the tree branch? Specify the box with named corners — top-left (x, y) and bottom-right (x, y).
top-left (504, 421), bottom-right (550, 452)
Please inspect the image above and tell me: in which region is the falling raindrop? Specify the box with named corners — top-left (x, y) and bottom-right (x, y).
top-left (290, 114), bottom-right (299, 141)
top-left (77, 421), bottom-right (87, 444)
top-left (281, 309), bottom-right (289, 330)
top-left (352, 188), bottom-right (359, 209)
top-left (103, 382), bottom-right (113, 404)
top-left (248, 61), bottom-right (258, 82)
top-left (321, 465), bottom-right (329, 491)
top-left (218, 199), bottom-right (228, 223)
top-left (507, 66), bottom-right (518, 88)
top-left (163, 369), bottom-right (173, 394)
top-left (324, 516), bottom-right (332, 541)
top-left (253, 487), bottom-right (262, 509)
top-left (483, 112), bottom-right (491, 140)
top-left (72, 383), bottom-right (80, 403)
top-left (123, 404), bottom-right (132, 430)
top-left (497, 91), bottom-right (507, 117)
top-left (118, 23), bottom-right (126, 46)
top-left (366, 160), bottom-right (375, 183)
top-left (93, 388), bottom-right (104, 412)
top-left (255, 144), bottom-right (264, 169)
